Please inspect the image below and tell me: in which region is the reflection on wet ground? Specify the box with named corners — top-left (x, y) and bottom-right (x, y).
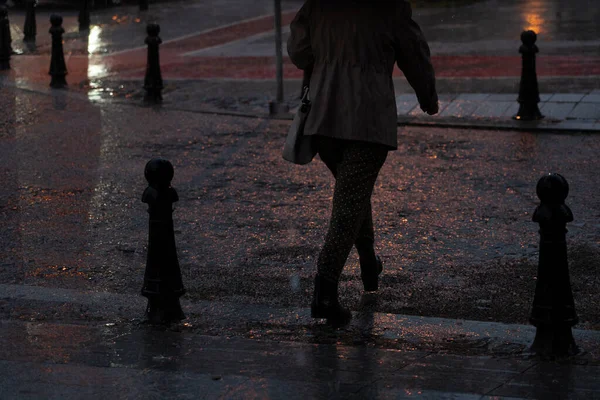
top-left (1, 0), bottom-right (599, 93)
top-left (0, 87), bottom-right (598, 329)
top-left (1, 1), bottom-right (599, 397)
top-left (1, 300), bottom-right (600, 399)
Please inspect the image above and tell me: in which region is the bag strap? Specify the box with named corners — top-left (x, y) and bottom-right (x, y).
top-left (301, 86), bottom-right (310, 104)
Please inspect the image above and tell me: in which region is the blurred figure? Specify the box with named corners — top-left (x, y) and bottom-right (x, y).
top-left (287, 0), bottom-right (438, 325)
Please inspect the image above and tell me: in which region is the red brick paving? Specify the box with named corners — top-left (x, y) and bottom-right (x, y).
top-left (3, 10), bottom-right (600, 87)
top-left (121, 55), bottom-right (600, 80)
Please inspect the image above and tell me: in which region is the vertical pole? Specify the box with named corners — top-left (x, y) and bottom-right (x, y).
top-left (269, 0), bottom-right (288, 115)
top-left (0, 6), bottom-right (10, 70)
top-left (274, 0), bottom-right (284, 103)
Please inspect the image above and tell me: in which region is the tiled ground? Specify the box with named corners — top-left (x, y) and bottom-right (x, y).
top-left (395, 92), bottom-right (600, 122)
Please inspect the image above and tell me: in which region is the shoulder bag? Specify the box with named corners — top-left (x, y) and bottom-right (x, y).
top-left (282, 86), bottom-right (317, 165)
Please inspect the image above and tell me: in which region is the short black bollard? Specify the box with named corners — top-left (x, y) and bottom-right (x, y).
top-left (0, 6), bottom-right (10, 70)
top-left (140, 0), bottom-right (148, 11)
top-left (23, 0), bottom-right (36, 42)
top-left (49, 15), bottom-right (67, 88)
top-left (143, 23), bottom-right (163, 103)
top-left (514, 30), bottom-right (544, 121)
top-left (530, 173), bottom-right (579, 358)
top-left (78, 0), bottom-right (90, 32)
top-left (141, 159), bottom-right (186, 324)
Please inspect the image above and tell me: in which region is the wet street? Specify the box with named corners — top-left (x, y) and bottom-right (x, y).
top-left (1, 0), bottom-right (599, 87)
top-left (0, 85), bottom-right (599, 327)
top-left (1, 0), bottom-right (600, 397)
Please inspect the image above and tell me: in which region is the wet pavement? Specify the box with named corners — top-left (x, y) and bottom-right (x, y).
top-left (2, 0), bottom-right (600, 88)
top-left (0, 85), bottom-right (599, 328)
top-left (4, 318), bottom-right (599, 399)
top-left (2, 283), bottom-right (600, 398)
top-left (1, 0), bottom-right (600, 397)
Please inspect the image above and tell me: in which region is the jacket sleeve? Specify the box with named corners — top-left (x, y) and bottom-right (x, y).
top-left (287, 0), bottom-right (315, 70)
top-left (393, 1), bottom-right (438, 109)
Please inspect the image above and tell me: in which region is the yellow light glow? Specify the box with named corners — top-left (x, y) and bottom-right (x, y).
top-left (523, 7), bottom-right (545, 34)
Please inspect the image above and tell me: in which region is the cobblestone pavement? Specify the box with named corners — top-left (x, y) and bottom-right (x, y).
top-left (1, 1), bottom-right (600, 398)
top-left (0, 86), bottom-right (598, 329)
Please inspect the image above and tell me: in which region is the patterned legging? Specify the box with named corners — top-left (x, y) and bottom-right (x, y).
top-left (316, 136), bottom-right (389, 284)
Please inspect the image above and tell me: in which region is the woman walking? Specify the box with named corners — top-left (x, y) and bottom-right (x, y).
top-left (288, 0), bottom-right (439, 324)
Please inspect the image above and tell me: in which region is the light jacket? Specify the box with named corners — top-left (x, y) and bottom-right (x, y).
top-left (287, 0), bottom-right (438, 150)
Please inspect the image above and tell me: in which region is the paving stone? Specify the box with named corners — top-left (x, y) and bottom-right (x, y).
top-left (396, 101), bottom-right (419, 115)
top-left (408, 101), bottom-right (447, 116)
top-left (540, 102), bottom-right (576, 119)
top-left (0, 359), bottom-right (249, 400)
top-left (351, 388), bottom-right (485, 399)
top-left (549, 93), bottom-right (586, 102)
top-left (488, 363), bottom-right (600, 399)
top-left (439, 100), bottom-right (480, 117)
top-left (471, 101), bottom-right (513, 118)
top-left (487, 93), bottom-right (518, 101)
top-left (501, 102), bottom-right (521, 117)
top-left (555, 121), bottom-right (599, 131)
top-left (438, 94), bottom-right (458, 102)
top-left (539, 93), bottom-right (553, 101)
top-left (395, 94), bottom-right (418, 103)
top-left (567, 103), bottom-right (600, 120)
top-left (354, 354), bottom-right (533, 398)
top-left (581, 94), bottom-right (600, 103)
top-left (456, 93), bottom-right (491, 101)
top-left (225, 376), bottom-right (362, 400)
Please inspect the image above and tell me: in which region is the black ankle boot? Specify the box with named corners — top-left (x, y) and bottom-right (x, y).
top-left (360, 255), bottom-right (383, 291)
top-left (311, 275), bottom-right (352, 325)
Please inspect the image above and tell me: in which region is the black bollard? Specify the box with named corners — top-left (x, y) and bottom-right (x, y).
top-left (49, 15), bottom-right (67, 88)
top-left (0, 6), bottom-right (10, 70)
top-left (143, 23), bottom-right (163, 103)
top-left (23, 0), bottom-right (36, 42)
top-left (529, 173), bottom-right (579, 358)
top-left (140, 0), bottom-right (148, 11)
top-left (514, 30), bottom-right (544, 121)
top-left (141, 159), bottom-right (186, 324)
top-left (78, 0), bottom-right (90, 32)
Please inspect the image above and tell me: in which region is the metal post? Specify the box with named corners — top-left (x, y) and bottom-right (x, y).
top-left (141, 159), bottom-right (186, 324)
top-left (79, 0), bottom-right (90, 32)
top-left (143, 23), bottom-right (163, 103)
top-left (529, 173), bottom-right (579, 358)
top-left (49, 14), bottom-right (67, 88)
top-left (514, 30), bottom-right (544, 121)
top-left (24, 0), bottom-right (36, 42)
top-left (269, 0), bottom-right (289, 115)
top-left (274, 0), bottom-right (283, 102)
top-left (0, 6), bottom-right (10, 70)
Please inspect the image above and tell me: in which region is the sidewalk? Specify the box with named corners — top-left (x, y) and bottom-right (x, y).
top-left (132, 78), bottom-right (600, 133)
top-left (1, 0), bottom-right (599, 132)
top-left (2, 283), bottom-right (600, 399)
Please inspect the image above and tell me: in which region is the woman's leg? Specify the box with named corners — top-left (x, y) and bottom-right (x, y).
top-left (355, 202), bottom-right (376, 264)
top-left (318, 136), bottom-right (378, 266)
top-left (316, 141), bottom-right (388, 284)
